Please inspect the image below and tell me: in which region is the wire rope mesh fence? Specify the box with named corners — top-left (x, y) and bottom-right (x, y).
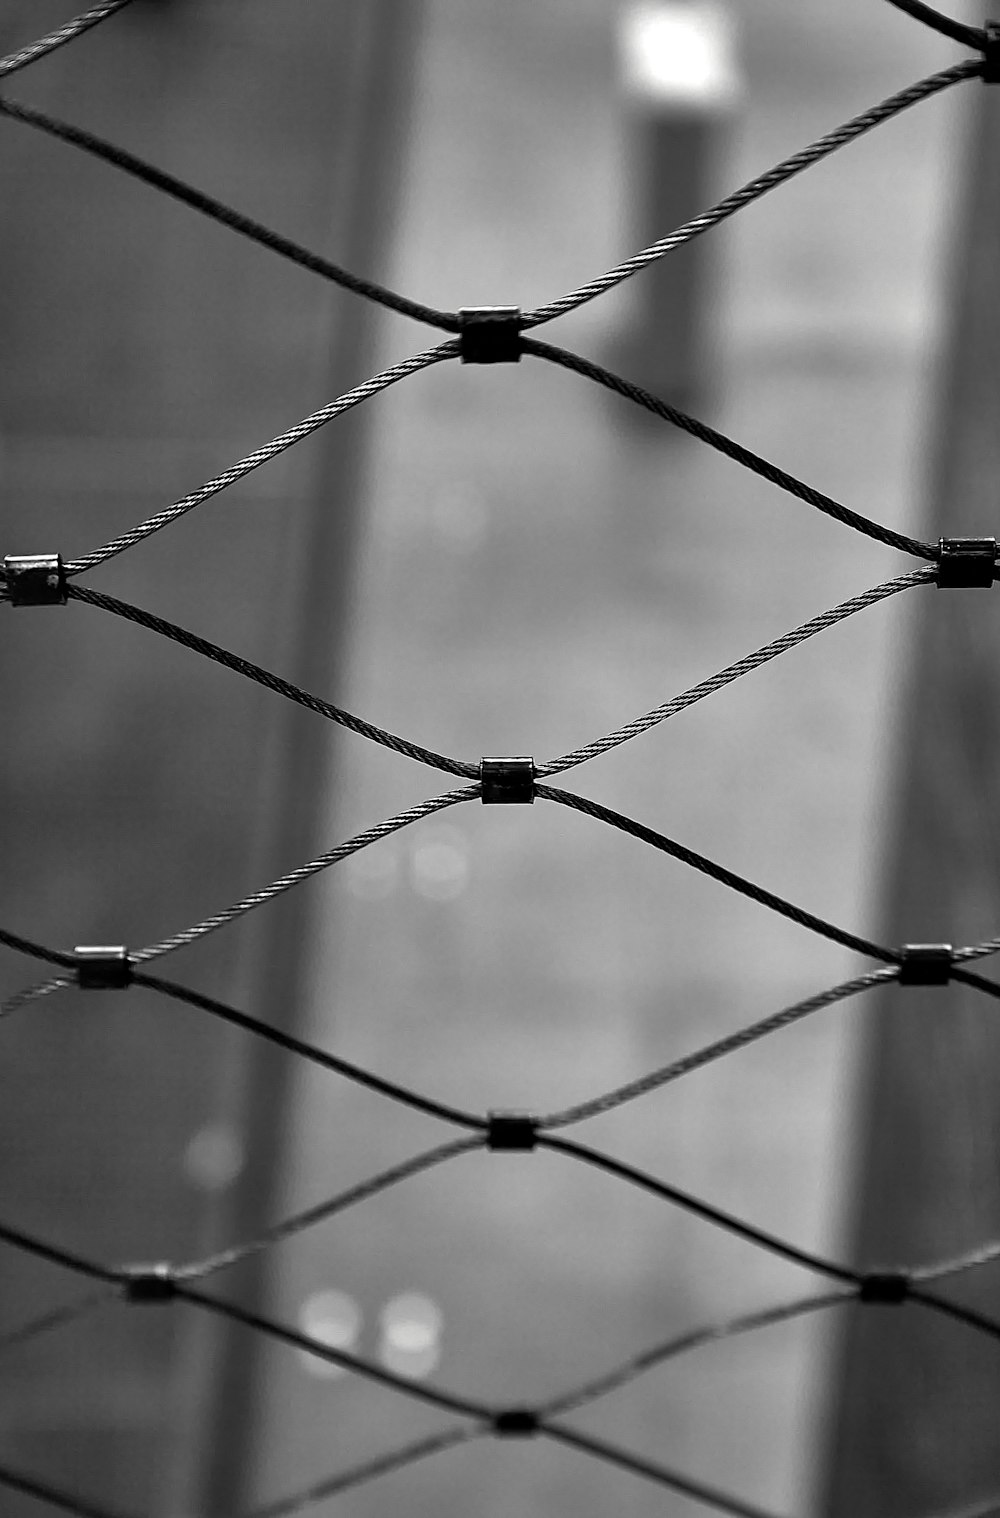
top-left (2, 2), bottom-right (1000, 1514)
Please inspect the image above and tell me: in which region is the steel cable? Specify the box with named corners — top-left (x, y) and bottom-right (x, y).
top-left (522, 340), bottom-right (937, 560)
top-left (2, 3), bottom-right (999, 1515)
top-left (0, 0), bottom-right (135, 81)
top-left (521, 60), bottom-right (981, 328)
top-left (64, 587), bottom-right (478, 780)
top-left (0, 95), bottom-right (461, 334)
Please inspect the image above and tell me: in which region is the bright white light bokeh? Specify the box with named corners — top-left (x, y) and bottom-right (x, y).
top-left (621, 1), bottom-right (741, 107)
top-left (378, 1292), bottom-right (443, 1381)
top-left (298, 1289), bottom-right (363, 1380)
top-left (410, 827), bottom-right (469, 902)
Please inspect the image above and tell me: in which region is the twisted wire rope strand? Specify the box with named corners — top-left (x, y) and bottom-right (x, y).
top-left (0, 1287), bottom-right (118, 1356)
top-left (133, 972), bottom-right (487, 1133)
top-left (0, 1216), bottom-right (492, 1422)
top-left (926, 1500), bottom-right (1000, 1518)
top-left (539, 1291), bottom-right (854, 1417)
top-left (134, 784), bottom-right (479, 961)
top-left (537, 571), bottom-right (935, 778)
top-left (0, 96), bottom-right (460, 335)
top-left (0, 972), bottom-right (72, 1017)
top-left (522, 339), bottom-right (936, 560)
top-left (175, 1138), bottom-right (485, 1282)
top-left (0, 787), bottom-right (478, 1014)
top-left (535, 781), bottom-right (894, 963)
top-left (0, 1221), bottom-right (119, 1286)
top-left (65, 587), bottom-right (478, 779)
top-left (884, 0), bottom-right (986, 48)
top-left (0, 0), bottom-right (135, 81)
top-left (539, 967), bottom-right (901, 1129)
top-left (0, 926), bottom-right (76, 970)
top-left (913, 1238), bottom-right (1000, 1281)
top-left (954, 937), bottom-right (1000, 962)
top-left (4, 1219), bottom-right (1000, 1518)
top-left (175, 1281), bottom-right (493, 1420)
top-left (536, 1134), bottom-right (860, 1284)
top-left (246, 1429), bottom-right (487, 1518)
top-left (0, 12), bottom-right (996, 1516)
top-left (522, 60), bottom-right (981, 329)
top-left (538, 784), bottom-right (1000, 1003)
top-left (539, 1423), bottom-right (784, 1518)
top-left (59, 342), bottom-right (460, 577)
top-left (0, 1466), bottom-right (127, 1518)
top-left (907, 1285), bottom-right (1000, 1342)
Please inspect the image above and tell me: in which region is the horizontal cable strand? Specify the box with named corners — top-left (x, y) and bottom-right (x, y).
top-left (0, 96), bottom-right (460, 333)
top-left (523, 339), bottom-right (935, 560)
top-left (538, 571), bottom-right (934, 777)
top-left (61, 342), bottom-right (460, 575)
top-left (66, 587), bottom-right (477, 779)
top-left (0, 0), bottom-right (134, 80)
top-left (522, 60), bottom-right (979, 327)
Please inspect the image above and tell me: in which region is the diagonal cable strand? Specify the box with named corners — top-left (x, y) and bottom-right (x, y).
top-left (0, 1287), bottom-right (118, 1356)
top-left (65, 587), bottom-right (478, 780)
top-left (133, 784), bottom-right (479, 961)
top-left (909, 1286), bottom-right (1000, 1342)
top-left (0, 1222), bottom-right (119, 1285)
top-left (539, 967), bottom-right (900, 1128)
top-left (132, 973), bottom-right (487, 1133)
top-left (912, 1239), bottom-right (1000, 1282)
top-left (1, 973), bottom-right (73, 1019)
top-left (541, 1422), bottom-right (786, 1518)
top-left (0, 1466), bottom-right (129, 1518)
top-left (174, 1282), bottom-right (493, 1420)
top-left (884, 0), bottom-right (986, 48)
top-left (0, 927), bottom-right (76, 970)
top-left (537, 571), bottom-right (934, 776)
top-left (535, 782), bottom-right (895, 963)
top-left (0, 97), bottom-right (460, 334)
top-left (540, 1292), bottom-right (853, 1417)
top-left (177, 1139), bottom-right (485, 1280)
top-left (522, 339), bottom-right (935, 560)
top-left (61, 342), bottom-right (460, 575)
top-left (522, 60), bottom-right (979, 327)
top-left (537, 1135), bottom-right (859, 1284)
top-left (0, 0), bottom-right (135, 80)
top-left (246, 1428), bottom-right (486, 1518)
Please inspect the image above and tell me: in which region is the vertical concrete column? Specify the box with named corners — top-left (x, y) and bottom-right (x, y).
top-left (614, 2), bottom-right (740, 410)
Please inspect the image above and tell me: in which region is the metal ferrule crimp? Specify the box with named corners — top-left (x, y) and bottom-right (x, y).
top-left (936, 537), bottom-right (997, 587)
top-left (3, 554), bottom-right (67, 605)
top-left (480, 757), bottom-right (535, 804)
top-left (459, 307), bottom-right (523, 363)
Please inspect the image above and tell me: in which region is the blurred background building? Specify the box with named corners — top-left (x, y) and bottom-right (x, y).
top-left (1, 3), bottom-right (996, 1517)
